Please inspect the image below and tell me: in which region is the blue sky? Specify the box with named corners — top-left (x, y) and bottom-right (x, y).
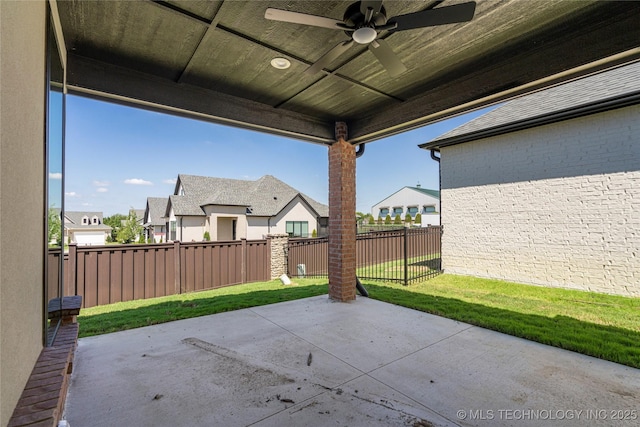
top-left (64, 95), bottom-right (492, 216)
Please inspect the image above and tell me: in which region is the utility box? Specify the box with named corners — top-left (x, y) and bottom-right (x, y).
top-left (297, 264), bottom-right (306, 278)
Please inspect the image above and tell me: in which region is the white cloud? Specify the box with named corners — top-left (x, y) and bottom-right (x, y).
top-left (65, 191), bottom-right (79, 197)
top-left (49, 172), bottom-right (62, 180)
top-left (162, 178), bottom-right (177, 185)
top-left (124, 178), bottom-right (153, 186)
top-left (93, 180), bottom-right (109, 187)
top-left (81, 202), bottom-right (92, 207)
top-left (96, 187), bottom-right (108, 193)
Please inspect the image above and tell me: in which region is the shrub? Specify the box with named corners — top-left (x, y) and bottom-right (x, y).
top-left (368, 215), bottom-right (375, 225)
top-left (384, 214), bottom-right (392, 225)
top-left (405, 213), bottom-right (412, 224)
top-left (414, 213), bottom-right (422, 225)
top-left (203, 231), bottom-right (210, 241)
top-left (311, 229), bottom-right (317, 237)
top-left (394, 214), bottom-right (402, 225)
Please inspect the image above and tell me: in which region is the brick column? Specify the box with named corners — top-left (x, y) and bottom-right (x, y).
top-left (328, 122), bottom-right (356, 301)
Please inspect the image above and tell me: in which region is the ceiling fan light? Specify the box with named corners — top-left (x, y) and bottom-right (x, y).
top-left (352, 27), bottom-right (377, 44)
top-left (270, 57), bottom-right (291, 69)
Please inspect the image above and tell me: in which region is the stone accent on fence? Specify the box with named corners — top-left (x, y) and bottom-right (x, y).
top-left (267, 234), bottom-right (289, 279)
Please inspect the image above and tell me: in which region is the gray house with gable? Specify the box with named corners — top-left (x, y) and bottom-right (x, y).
top-left (165, 174), bottom-right (328, 242)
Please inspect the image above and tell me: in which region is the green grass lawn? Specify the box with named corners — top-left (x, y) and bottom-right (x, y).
top-left (78, 274), bottom-right (640, 368)
top-left (366, 275), bottom-right (640, 368)
top-left (78, 278), bottom-right (327, 338)
top-left (357, 255), bottom-right (440, 281)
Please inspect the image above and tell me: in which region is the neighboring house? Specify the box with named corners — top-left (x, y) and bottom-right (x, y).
top-left (144, 197), bottom-right (168, 243)
top-left (165, 174), bottom-right (328, 241)
top-left (371, 185), bottom-right (440, 226)
top-left (64, 211), bottom-right (111, 246)
top-left (420, 62), bottom-right (640, 297)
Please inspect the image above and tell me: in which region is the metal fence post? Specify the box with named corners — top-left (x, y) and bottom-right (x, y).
top-left (403, 227), bottom-right (408, 286)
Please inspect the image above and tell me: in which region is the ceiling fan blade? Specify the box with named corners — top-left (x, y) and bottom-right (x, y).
top-left (264, 8), bottom-right (343, 30)
top-left (391, 1), bottom-right (476, 31)
top-left (360, 0), bottom-right (384, 23)
top-left (305, 40), bottom-right (354, 75)
top-left (369, 39), bottom-right (407, 77)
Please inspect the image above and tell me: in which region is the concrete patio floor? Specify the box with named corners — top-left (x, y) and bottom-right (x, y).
top-left (63, 295), bottom-right (639, 427)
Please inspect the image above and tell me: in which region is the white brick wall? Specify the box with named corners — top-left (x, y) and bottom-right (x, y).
top-left (441, 105), bottom-right (640, 296)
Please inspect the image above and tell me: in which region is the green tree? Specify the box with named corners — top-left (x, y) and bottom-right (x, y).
top-left (368, 215), bottom-right (375, 225)
top-left (117, 210), bottom-right (143, 244)
top-left (104, 213), bottom-right (127, 241)
top-left (48, 207), bottom-right (62, 246)
top-left (384, 214), bottom-right (392, 225)
top-left (394, 214), bottom-right (402, 225)
top-left (414, 213), bottom-right (422, 226)
top-left (203, 231), bottom-right (210, 241)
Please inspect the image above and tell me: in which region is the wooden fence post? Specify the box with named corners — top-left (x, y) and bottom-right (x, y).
top-left (241, 238), bottom-right (247, 284)
top-left (67, 243), bottom-right (77, 297)
top-left (174, 240), bottom-right (181, 294)
top-left (266, 237), bottom-right (272, 279)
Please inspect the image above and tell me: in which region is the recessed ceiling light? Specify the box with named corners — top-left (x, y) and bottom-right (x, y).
top-left (270, 57), bottom-right (291, 69)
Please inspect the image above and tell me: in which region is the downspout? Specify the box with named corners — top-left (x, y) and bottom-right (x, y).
top-left (430, 149), bottom-right (443, 272)
top-left (354, 143), bottom-right (368, 297)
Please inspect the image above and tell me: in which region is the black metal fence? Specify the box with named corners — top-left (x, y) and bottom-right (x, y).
top-left (287, 226), bottom-right (442, 285)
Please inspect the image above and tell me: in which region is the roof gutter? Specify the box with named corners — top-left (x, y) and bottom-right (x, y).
top-left (419, 91), bottom-right (640, 150)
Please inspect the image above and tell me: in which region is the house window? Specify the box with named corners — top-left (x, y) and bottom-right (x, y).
top-left (407, 206), bottom-right (419, 216)
top-left (82, 216), bottom-right (88, 225)
top-left (423, 205), bottom-right (436, 213)
top-left (169, 220), bottom-right (176, 241)
top-left (379, 208), bottom-right (389, 218)
top-left (286, 221), bottom-right (308, 237)
top-left (92, 216), bottom-right (98, 224)
top-left (393, 207), bottom-right (403, 216)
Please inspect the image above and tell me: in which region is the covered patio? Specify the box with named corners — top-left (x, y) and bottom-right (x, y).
top-left (64, 296), bottom-right (639, 426)
top-left (2, 0), bottom-right (640, 425)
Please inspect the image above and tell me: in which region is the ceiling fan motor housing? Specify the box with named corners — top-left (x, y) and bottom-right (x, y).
top-left (343, 1), bottom-right (388, 38)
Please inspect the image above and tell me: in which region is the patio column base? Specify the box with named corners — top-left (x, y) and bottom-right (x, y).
top-left (328, 122), bottom-right (356, 302)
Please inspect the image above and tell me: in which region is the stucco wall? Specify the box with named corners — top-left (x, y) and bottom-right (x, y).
top-left (179, 216), bottom-right (206, 242)
top-left (0, 1), bottom-right (47, 423)
top-left (269, 197), bottom-right (320, 237)
top-left (440, 105), bottom-right (640, 296)
top-left (246, 216), bottom-right (269, 240)
top-left (202, 205), bottom-right (248, 241)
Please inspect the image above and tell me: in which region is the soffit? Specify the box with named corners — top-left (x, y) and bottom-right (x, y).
top-left (56, 0), bottom-right (640, 144)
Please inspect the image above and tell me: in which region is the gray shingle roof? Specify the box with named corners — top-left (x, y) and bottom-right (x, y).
top-left (145, 197), bottom-right (168, 226)
top-left (168, 175), bottom-right (328, 218)
top-left (421, 62), bottom-right (640, 149)
top-left (64, 211), bottom-right (111, 231)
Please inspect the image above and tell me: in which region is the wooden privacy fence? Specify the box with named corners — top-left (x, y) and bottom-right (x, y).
top-left (49, 239), bottom-right (269, 308)
top-left (288, 226), bottom-right (442, 284)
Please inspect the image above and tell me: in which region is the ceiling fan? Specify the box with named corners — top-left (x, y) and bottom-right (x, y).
top-left (264, 1), bottom-right (476, 77)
